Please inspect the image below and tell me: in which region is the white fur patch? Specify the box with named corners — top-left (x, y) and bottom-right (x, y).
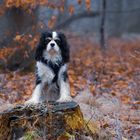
top-left (57, 80), bottom-right (72, 102)
top-left (37, 62), bottom-right (55, 84)
top-left (52, 31), bottom-right (58, 39)
top-left (58, 64), bottom-right (67, 78)
top-left (25, 84), bottom-right (43, 104)
top-left (57, 64), bottom-right (72, 102)
top-left (43, 50), bottom-right (62, 65)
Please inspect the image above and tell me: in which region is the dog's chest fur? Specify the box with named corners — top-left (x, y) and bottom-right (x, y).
top-left (36, 62), bottom-right (55, 84)
top-left (36, 61), bottom-right (61, 101)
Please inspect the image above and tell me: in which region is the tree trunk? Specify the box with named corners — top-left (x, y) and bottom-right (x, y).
top-left (0, 101), bottom-right (97, 140)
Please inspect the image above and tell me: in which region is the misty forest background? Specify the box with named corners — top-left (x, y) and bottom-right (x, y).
top-left (0, 0), bottom-right (140, 139)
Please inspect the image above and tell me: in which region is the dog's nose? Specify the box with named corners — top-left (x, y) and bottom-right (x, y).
top-left (50, 43), bottom-right (55, 48)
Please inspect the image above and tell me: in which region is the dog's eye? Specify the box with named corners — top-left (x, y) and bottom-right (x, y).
top-left (45, 38), bottom-right (51, 44)
top-left (54, 39), bottom-right (61, 44)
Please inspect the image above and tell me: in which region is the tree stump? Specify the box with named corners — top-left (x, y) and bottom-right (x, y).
top-left (0, 101), bottom-right (95, 140)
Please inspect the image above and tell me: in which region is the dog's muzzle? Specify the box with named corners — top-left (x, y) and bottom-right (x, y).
top-left (48, 48), bottom-right (58, 56)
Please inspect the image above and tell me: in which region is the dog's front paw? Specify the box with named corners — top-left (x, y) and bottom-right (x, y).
top-left (57, 96), bottom-right (73, 102)
top-left (24, 98), bottom-right (40, 105)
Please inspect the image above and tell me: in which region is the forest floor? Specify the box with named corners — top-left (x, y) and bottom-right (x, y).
top-left (0, 34), bottom-right (140, 139)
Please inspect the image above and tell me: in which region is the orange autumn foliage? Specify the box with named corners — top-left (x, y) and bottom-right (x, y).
top-left (4, 0), bottom-right (90, 12)
top-left (85, 0), bottom-right (91, 10)
top-left (5, 0), bottom-right (48, 9)
top-left (48, 16), bottom-right (57, 29)
top-left (68, 5), bottom-right (75, 15)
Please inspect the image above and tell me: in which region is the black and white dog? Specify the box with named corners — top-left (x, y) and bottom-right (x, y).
top-left (26, 31), bottom-right (72, 104)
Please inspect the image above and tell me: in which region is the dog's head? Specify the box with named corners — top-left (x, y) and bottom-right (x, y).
top-left (35, 31), bottom-right (69, 64)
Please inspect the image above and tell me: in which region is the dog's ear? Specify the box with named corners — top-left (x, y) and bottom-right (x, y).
top-left (59, 32), bottom-right (70, 63)
top-left (35, 33), bottom-right (46, 61)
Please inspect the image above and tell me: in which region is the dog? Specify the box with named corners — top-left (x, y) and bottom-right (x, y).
top-left (26, 31), bottom-right (72, 104)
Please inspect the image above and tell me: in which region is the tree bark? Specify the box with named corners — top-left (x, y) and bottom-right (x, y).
top-left (100, 0), bottom-right (107, 49)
